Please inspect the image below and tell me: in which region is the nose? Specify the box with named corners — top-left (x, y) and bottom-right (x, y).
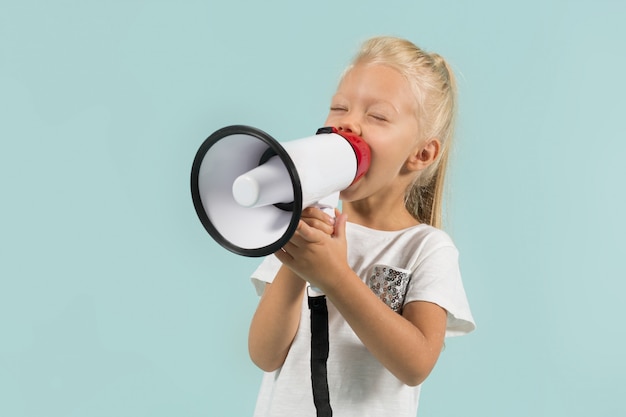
top-left (336, 116), bottom-right (362, 136)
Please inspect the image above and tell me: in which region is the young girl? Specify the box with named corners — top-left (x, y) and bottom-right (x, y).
top-left (247, 36), bottom-right (475, 417)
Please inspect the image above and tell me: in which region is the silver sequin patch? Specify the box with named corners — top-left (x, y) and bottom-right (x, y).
top-left (367, 265), bottom-right (410, 313)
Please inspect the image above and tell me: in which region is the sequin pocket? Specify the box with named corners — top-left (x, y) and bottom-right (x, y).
top-left (367, 264), bottom-right (411, 313)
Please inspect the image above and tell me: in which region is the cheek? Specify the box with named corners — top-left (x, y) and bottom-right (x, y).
top-left (368, 141), bottom-right (410, 174)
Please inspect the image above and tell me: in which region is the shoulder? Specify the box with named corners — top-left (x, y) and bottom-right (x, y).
top-left (349, 222), bottom-right (456, 253)
top-left (405, 224), bottom-right (456, 250)
top-left (345, 222), bottom-right (458, 274)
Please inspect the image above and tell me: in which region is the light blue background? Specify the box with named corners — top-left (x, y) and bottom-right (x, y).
top-left (1, 0), bottom-right (625, 416)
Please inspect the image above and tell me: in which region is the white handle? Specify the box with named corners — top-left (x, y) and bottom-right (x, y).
top-left (307, 191), bottom-right (340, 294)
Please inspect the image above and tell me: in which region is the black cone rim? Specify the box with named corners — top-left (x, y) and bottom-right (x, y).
top-left (190, 125), bottom-right (303, 257)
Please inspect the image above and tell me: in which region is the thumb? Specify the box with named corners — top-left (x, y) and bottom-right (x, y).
top-left (332, 212), bottom-right (348, 239)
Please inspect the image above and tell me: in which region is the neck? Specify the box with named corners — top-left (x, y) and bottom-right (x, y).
top-left (342, 196), bottom-right (420, 231)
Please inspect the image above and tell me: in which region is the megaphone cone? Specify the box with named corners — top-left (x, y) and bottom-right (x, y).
top-left (190, 125), bottom-right (370, 257)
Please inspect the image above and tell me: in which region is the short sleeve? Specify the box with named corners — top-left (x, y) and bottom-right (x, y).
top-left (250, 255), bottom-right (282, 296)
top-left (404, 245), bottom-right (476, 337)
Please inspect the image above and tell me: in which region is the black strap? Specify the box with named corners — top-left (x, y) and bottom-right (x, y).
top-left (308, 294), bottom-right (332, 417)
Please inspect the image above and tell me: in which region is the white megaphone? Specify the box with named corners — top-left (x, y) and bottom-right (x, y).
top-left (190, 125), bottom-right (370, 257)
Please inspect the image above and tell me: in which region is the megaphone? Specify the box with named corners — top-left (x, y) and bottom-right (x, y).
top-left (190, 125), bottom-right (370, 257)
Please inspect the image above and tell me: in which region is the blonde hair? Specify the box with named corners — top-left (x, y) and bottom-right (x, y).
top-left (347, 36), bottom-right (458, 229)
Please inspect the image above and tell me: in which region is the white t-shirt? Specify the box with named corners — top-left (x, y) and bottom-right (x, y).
top-left (251, 222), bottom-right (475, 417)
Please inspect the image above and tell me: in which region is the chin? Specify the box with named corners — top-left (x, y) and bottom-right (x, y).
top-left (339, 187), bottom-right (361, 203)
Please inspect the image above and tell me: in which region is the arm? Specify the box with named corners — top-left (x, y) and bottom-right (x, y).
top-left (324, 275), bottom-right (446, 386)
top-left (276, 214), bottom-right (447, 386)
top-left (248, 265), bottom-right (307, 372)
top-left (248, 208), bottom-right (336, 372)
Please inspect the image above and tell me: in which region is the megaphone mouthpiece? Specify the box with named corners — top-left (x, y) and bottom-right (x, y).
top-left (232, 156), bottom-right (293, 208)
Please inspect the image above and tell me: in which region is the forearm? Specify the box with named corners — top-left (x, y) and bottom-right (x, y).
top-left (248, 265), bottom-right (307, 372)
top-left (323, 272), bottom-right (446, 386)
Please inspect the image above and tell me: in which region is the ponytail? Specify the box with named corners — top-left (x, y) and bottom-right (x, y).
top-left (405, 52), bottom-right (457, 229)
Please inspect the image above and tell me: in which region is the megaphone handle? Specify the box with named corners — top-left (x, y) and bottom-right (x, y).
top-left (308, 284), bottom-right (324, 296)
top-left (313, 191), bottom-right (340, 219)
top-left (307, 191), bottom-right (340, 295)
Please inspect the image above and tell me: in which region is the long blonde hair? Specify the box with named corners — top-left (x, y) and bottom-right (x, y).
top-left (347, 36), bottom-right (458, 229)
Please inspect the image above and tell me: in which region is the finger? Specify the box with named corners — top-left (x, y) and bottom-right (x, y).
top-left (301, 208), bottom-right (335, 226)
top-left (303, 207), bottom-right (335, 223)
top-left (301, 206), bottom-right (326, 218)
top-left (300, 217), bottom-right (334, 235)
top-left (292, 220), bottom-right (325, 244)
top-left (333, 212), bottom-right (348, 239)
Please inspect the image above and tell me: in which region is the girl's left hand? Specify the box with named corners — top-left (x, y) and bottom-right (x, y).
top-left (275, 209), bottom-right (351, 292)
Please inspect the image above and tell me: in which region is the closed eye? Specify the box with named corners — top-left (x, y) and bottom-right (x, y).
top-left (369, 114), bottom-right (388, 122)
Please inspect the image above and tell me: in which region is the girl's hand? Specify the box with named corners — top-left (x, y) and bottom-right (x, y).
top-left (275, 208), bottom-right (351, 293)
top-left (299, 206), bottom-right (335, 235)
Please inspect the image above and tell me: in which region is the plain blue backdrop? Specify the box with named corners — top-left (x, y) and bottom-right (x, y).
top-left (1, 0), bottom-right (625, 416)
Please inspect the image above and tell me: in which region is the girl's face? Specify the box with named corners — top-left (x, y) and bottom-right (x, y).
top-left (324, 63), bottom-right (424, 204)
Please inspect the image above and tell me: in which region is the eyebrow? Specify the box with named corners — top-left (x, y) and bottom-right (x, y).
top-left (331, 94), bottom-right (400, 114)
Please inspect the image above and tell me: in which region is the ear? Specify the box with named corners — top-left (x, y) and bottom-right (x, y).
top-left (406, 138), bottom-right (441, 171)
